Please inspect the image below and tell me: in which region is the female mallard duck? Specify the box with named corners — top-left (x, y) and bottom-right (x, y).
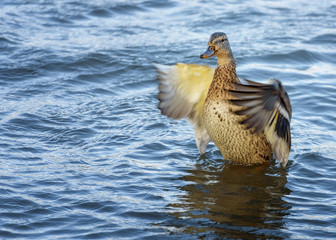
top-left (156, 32), bottom-right (292, 167)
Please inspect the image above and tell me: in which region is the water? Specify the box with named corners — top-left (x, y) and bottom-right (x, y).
top-left (0, 0), bottom-right (336, 239)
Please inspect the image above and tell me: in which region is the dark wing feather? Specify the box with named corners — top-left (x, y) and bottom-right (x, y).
top-left (230, 78), bottom-right (292, 167)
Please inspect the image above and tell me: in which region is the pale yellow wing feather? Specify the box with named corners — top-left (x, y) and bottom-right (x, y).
top-left (155, 63), bottom-right (215, 154)
top-left (156, 63), bottom-right (214, 122)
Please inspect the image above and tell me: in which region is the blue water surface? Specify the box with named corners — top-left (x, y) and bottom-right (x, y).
top-left (0, 0), bottom-right (336, 239)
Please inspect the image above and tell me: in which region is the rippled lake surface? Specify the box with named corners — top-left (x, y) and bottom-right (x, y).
top-left (1, 0), bottom-right (336, 239)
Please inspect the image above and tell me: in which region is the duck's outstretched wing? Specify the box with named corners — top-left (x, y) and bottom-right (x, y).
top-left (229, 79), bottom-right (292, 167)
top-left (155, 63), bottom-right (215, 154)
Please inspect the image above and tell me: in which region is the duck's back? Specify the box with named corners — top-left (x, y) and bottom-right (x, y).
top-left (202, 64), bottom-right (272, 165)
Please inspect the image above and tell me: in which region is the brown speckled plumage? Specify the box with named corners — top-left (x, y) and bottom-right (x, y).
top-left (202, 63), bottom-right (272, 165)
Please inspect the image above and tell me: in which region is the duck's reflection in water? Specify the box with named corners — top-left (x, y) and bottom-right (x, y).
top-left (167, 157), bottom-right (291, 239)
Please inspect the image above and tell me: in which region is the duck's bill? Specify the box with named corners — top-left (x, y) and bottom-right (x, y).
top-left (199, 46), bottom-right (214, 59)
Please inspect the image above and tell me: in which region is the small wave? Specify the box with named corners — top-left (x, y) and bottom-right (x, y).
top-left (304, 33), bottom-right (336, 44)
top-left (260, 50), bottom-right (320, 64)
top-left (89, 9), bottom-right (113, 18)
top-left (109, 4), bottom-right (145, 15)
top-left (0, 37), bottom-right (16, 45)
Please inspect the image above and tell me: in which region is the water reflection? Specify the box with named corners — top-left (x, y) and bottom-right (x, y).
top-left (167, 156), bottom-right (291, 239)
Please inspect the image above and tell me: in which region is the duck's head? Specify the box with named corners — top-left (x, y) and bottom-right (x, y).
top-left (199, 32), bottom-right (234, 63)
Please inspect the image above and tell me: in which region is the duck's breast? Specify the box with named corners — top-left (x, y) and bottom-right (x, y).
top-left (201, 64), bottom-right (272, 164)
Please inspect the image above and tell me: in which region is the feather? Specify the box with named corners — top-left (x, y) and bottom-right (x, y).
top-left (155, 63), bottom-right (215, 154)
top-left (229, 78), bottom-right (292, 167)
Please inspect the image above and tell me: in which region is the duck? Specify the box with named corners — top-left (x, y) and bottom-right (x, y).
top-left (155, 32), bottom-right (292, 167)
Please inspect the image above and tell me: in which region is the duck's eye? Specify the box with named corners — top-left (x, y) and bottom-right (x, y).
top-left (221, 38), bottom-right (225, 42)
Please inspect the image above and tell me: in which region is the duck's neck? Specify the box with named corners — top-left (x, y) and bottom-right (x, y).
top-left (217, 56), bottom-right (235, 66)
top-left (212, 59), bottom-right (240, 89)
